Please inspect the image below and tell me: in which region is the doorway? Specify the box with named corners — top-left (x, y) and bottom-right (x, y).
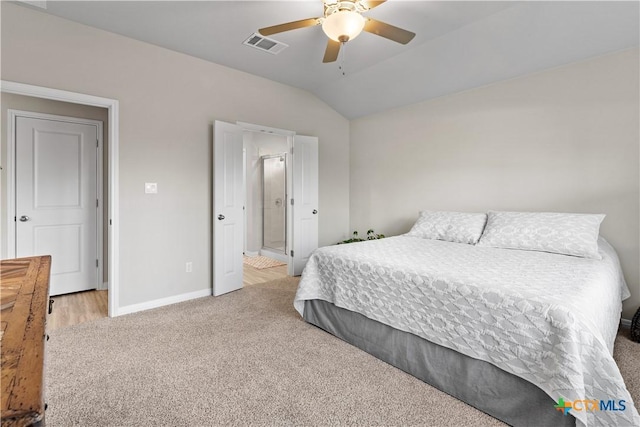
top-left (1, 81), bottom-right (119, 318)
top-left (212, 121), bottom-right (318, 297)
top-left (243, 128), bottom-right (290, 265)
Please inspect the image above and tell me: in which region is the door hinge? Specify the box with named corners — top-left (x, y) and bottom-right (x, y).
top-left (96, 259), bottom-right (99, 268)
top-left (290, 199), bottom-right (294, 205)
top-left (96, 199), bottom-right (99, 208)
top-left (290, 250), bottom-right (294, 257)
top-left (14, 216), bottom-right (16, 222)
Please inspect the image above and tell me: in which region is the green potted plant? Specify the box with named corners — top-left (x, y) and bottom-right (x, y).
top-left (338, 229), bottom-right (385, 245)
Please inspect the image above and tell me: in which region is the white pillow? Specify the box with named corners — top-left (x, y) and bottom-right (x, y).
top-left (406, 211), bottom-right (487, 245)
top-left (477, 211), bottom-right (605, 259)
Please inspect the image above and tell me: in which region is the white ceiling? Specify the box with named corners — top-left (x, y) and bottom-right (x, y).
top-left (17, 1), bottom-right (640, 119)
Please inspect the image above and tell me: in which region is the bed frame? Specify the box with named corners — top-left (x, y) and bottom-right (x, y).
top-left (304, 299), bottom-right (575, 427)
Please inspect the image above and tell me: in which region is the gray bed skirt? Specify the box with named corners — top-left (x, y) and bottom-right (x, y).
top-left (304, 299), bottom-right (575, 427)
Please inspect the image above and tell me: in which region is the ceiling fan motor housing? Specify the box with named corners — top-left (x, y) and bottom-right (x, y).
top-left (323, 0), bottom-right (368, 16)
top-left (322, 1), bottom-right (367, 42)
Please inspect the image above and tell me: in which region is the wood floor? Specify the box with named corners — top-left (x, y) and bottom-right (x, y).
top-left (47, 289), bottom-right (108, 331)
top-left (243, 263), bottom-right (288, 286)
top-left (47, 261), bottom-right (289, 331)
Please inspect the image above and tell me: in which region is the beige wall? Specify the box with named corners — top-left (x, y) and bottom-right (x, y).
top-left (350, 48), bottom-right (640, 319)
top-left (0, 93), bottom-right (109, 283)
top-left (1, 3), bottom-right (350, 308)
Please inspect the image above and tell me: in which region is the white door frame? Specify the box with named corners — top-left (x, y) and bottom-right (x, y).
top-left (1, 80), bottom-right (120, 317)
top-left (7, 110), bottom-right (104, 293)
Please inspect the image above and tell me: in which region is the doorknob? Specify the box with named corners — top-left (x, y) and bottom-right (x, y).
top-left (19, 215), bottom-right (30, 222)
top-left (217, 214), bottom-right (225, 220)
top-left (312, 209), bottom-right (318, 215)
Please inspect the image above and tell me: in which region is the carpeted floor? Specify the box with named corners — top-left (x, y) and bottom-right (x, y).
top-left (46, 277), bottom-right (639, 426)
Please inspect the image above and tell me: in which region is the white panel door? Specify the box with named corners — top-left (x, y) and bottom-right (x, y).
top-left (16, 116), bottom-right (99, 295)
top-left (213, 121), bottom-right (244, 296)
top-left (291, 135), bottom-right (319, 276)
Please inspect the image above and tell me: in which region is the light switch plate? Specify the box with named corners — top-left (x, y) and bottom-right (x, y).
top-left (145, 182), bottom-right (158, 194)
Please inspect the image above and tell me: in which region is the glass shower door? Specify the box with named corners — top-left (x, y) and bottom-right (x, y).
top-left (262, 154), bottom-right (287, 253)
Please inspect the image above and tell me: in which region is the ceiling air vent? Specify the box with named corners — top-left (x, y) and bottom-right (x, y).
top-left (243, 33), bottom-right (288, 55)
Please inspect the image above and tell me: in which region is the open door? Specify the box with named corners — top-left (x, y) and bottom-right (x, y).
top-left (213, 121), bottom-right (244, 296)
top-left (290, 135), bottom-right (319, 276)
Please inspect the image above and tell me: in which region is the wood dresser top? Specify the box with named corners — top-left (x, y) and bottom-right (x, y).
top-left (1, 256), bottom-right (51, 427)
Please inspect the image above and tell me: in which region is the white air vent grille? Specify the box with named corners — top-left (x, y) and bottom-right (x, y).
top-left (243, 33), bottom-right (288, 55)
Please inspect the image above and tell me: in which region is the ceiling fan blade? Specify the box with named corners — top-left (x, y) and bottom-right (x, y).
top-left (360, 1), bottom-right (387, 10)
top-left (363, 18), bottom-right (416, 44)
top-left (323, 39), bottom-right (341, 63)
top-left (258, 18), bottom-right (321, 36)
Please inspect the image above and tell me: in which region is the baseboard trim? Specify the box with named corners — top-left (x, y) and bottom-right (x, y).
top-left (99, 281), bottom-right (109, 291)
top-left (620, 318), bottom-right (631, 329)
top-left (260, 248), bottom-right (288, 263)
top-left (244, 251), bottom-right (259, 257)
top-left (116, 288), bottom-right (212, 316)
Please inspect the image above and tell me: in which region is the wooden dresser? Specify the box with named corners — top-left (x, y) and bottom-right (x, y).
top-left (1, 256), bottom-right (51, 427)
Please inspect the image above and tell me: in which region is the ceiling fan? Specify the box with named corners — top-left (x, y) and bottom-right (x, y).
top-left (258, 0), bottom-right (416, 63)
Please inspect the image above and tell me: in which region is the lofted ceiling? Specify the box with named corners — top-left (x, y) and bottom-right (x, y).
top-left (14, 1), bottom-right (640, 119)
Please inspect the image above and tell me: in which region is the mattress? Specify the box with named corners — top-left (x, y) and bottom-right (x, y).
top-left (294, 236), bottom-right (638, 426)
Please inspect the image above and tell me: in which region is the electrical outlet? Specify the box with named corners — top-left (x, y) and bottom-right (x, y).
top-left (186, 262), bottom-right (192, 273)
top-left (145, 182), bottom-right (158, 194)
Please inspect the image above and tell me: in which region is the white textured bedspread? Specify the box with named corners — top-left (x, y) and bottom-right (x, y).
top-left (294, 236), bottom-right (638, 427)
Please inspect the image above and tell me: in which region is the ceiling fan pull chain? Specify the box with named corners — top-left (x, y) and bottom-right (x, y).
top-left (339, 41), bottom-right (347, 76)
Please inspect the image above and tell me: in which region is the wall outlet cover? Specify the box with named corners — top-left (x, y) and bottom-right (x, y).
top-left (145, 182), bottom-right (158, 194)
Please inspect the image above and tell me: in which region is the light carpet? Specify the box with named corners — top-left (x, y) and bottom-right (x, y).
top-left (243, 255), bottom-right (286, 269)
top-left (46, 278), bottom-right (639, 426)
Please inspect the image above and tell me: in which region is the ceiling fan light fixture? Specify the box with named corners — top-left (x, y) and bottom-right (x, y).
top-left (322, 10), bottom-right (365, 42)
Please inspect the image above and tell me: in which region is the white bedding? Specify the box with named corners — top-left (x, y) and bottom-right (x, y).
top-left (294, 236), bottom-right (638, 427)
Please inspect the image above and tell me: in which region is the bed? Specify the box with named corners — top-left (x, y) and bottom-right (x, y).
top-left (293, 211), bottom-right (639, 427)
